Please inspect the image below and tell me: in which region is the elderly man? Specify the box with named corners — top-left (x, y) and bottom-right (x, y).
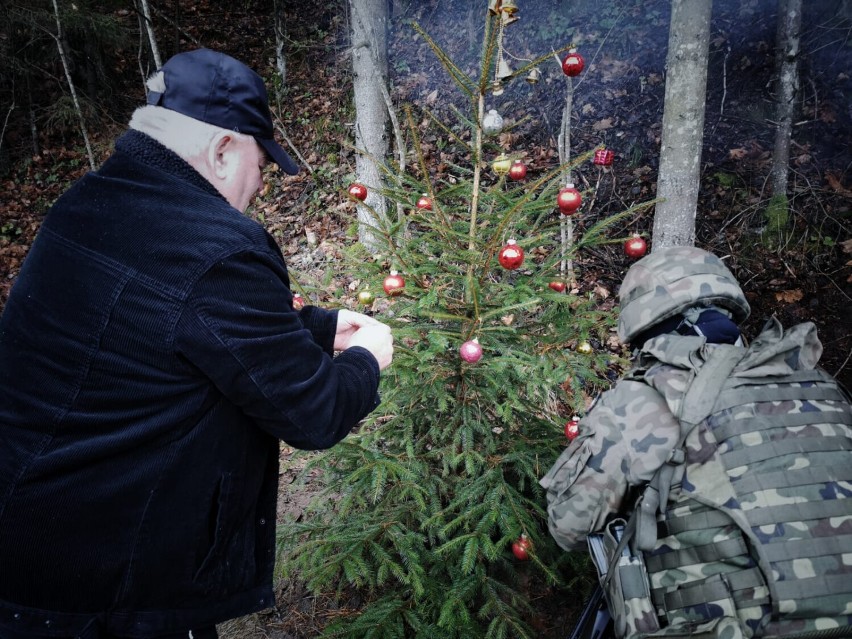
top-left (0, 49), bottom-right (392, 639)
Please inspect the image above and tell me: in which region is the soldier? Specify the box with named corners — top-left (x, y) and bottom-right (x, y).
top-left (541, 246), bottom-right (852, 639)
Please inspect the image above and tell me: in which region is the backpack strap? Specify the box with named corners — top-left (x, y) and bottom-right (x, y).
top-left (634, 344), bottom-right (746, 552)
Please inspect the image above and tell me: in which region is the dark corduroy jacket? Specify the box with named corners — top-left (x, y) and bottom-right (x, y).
top-left (0, 130), bottom-right (381, 637)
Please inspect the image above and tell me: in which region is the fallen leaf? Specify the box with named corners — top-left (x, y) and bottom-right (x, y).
top-left (593, 284), bottom-right (610, 299)
top-left (728, 147), bottom-right (747, 160)
top-left (774, 289), bottom-right (803, 303)
top-left (593, 118), bottom-right (613, 131)
top-left (425, 89), bottom-right (439, 104)
top-left (840, 240), bottom-right (852, 254)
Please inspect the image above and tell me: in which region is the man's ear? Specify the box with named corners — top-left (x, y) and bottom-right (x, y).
top-left (208, 132), bottom-right (236, 180)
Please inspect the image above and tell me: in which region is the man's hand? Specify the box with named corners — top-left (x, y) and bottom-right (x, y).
top-left (335, 309), bottom-right (394, 370)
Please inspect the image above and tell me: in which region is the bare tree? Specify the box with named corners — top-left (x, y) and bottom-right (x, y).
top-left (651, 0), bottom-right (713, 250)
top-left (50, 0), bottom-right (96, 170)
top-left (138, 0), bottom-right (162, 69)
top-left (350, 0), bottom-right (390, 253)
top-left (765, 0), bottom-right (802, 242)
top-left (273, 0), bottom-right (287, 88)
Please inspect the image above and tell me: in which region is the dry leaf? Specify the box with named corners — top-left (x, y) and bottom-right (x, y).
top-left (593, 118), bottom-right (613, 131)
top-left (840, 240), bottom-right (852, 254)
top-left (593, 284), bottom-right (611, 299)
top-left (826, 174), bottom-right (852, 197)
top-left (425, 89), bottom-right (439, 104)
top-left (581, 103), bottom-right (595, 115)
top-left (774, 289), bottom-right (803, 303)
top-left (501, 314), bottom-right (515, 326)
top-left (728, 147), bottom-right (747, 160)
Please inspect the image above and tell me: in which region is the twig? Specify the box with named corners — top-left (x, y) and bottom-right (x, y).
top-left (720, 46), bottom-right (731, 116)
top-left (0, 102), bottom-right (15, 159)
top-left (272, 114), bottom-right (313, 174)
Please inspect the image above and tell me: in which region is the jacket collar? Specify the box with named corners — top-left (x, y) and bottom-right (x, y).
top-left (114, 129), bottom-right (224, 202)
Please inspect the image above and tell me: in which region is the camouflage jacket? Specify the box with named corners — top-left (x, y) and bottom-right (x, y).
top-left (541, 318), bottom-right (852, 638)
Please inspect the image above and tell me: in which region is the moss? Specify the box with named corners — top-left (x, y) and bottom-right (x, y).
top-left (762, 193), bottom-right (789, 247)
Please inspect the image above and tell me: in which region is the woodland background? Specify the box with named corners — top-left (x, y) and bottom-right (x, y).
top-left (0, 0), bottom-right (850, 637)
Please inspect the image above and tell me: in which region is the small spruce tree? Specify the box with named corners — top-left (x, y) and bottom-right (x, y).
top-left (279, 7), bottom-right (650, 638)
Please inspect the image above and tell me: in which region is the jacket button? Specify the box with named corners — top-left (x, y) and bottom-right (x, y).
top-left (13, 613), bottom-right (20, 620)
top-left (259, 518), bottom-right (266, 525)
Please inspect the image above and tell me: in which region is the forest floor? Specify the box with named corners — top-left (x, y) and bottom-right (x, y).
top-left (0, 0), bottom-right (850, 637)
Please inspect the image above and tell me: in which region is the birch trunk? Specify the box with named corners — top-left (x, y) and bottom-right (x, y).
top-left (138, 0), bottom-right (162, 69)
top-left (350, 0), bottom-right (389, 253)
top-left (768, 0), bottom-right (802, 201)
top-left (652, 0), bottom-right (712, 250)
top-left (51, 0), bottom-right (96, 170)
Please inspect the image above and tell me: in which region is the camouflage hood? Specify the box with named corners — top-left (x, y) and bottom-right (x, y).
top-left (618, 246), bottom-right (750, 344)
top-left (641, 316), bottom-right (823, 377)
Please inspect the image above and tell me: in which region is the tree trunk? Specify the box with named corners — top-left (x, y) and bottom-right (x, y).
top-left (138, 0), bottom-right (162, 69)
top-left (51, 0), bottom-right (96, 170)
top-left (557, 78), bottom-right (574, 280)
top-left (273, 0), bottom-right (287, 89)
top-left (765, 0), bottom-right (802, 242)
top-left (651, 0), bottom-right (713, 250)
top-left (350, 0), bottom-right (390, 253)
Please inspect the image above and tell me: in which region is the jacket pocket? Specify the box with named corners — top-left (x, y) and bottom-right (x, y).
top-left (193, 473), bottom-right (234, 588)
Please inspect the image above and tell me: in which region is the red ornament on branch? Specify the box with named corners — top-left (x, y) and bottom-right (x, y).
top-left (548, 281), bottom-right (567, 293)
top-left (557, 186), bottom-right (582, 215)
top-left (624, 235), bottom-right (647, 259)
top-left (416, 194), bottom-right (433, 210)
top-left (459, 338), bottom-right (483, 363)
top-left (291, 293), bottom-right (305, 311)
top-left (383, 271), bottom-right (405, 296)
top-left (508, 160), bottom-right (527, 181)
top-left (561, 50), bottom-right (585, 77)
top-left (348, 183), bottom-right (368, 201)
top-left (511, 534), bottom-right (532, 561)
top-left (564, 416), bottom-right (580, 441)
top-left (593, 148), bottom-right (614, 166)
top-left (498, 239), bottom-right (524, 270)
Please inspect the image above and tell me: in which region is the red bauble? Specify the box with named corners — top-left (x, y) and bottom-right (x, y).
top-left (508, 160), bottom-right (527, 181)
top-left (416, 194), bottom-right (433, 210)
top-left (564, 417), bottom-right (580, 441)
top-left (512, 534), bottom-right (532, 561)
top-left (348, 183), bottom-right (368, 201)
top-left (291, 293), bottom-right (305, 311)
top-left (498, 239), bottom-right (525, 270)
top-left (548, 281), bottom-right (567, 293)
top-left (593, 148), bottom-right (614, 166)
top-left (561, 50), bottom-right (585, 77)
top-left (557, 186), bottom-right (582, 215)
top-left (460, 339), bottom-right (483, 363)
top-left (624, 235), bottom-right (648, 259)
top-left (383, 271), bottom-right (405, 296)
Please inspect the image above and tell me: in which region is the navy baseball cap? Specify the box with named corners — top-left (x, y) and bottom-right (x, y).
top-left (147, 48), bottom-right (299, 175)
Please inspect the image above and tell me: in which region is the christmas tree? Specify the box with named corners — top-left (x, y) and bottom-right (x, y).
top-left (279, 4), bottom-right (651, 637)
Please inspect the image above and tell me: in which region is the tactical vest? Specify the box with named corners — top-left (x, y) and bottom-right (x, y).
top-left (599, 339), bottom-right (852, 639)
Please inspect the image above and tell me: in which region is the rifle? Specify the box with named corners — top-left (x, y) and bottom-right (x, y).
top-left (568, 585), bottom-right (613, 639)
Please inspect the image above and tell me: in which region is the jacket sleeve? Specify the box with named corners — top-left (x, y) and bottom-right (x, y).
top-left (297, 305), bottom-right (338, 357)
top-left (540, 380), bottom-right (680, 552)
top-left (174, 249), bottom-right (380, 450)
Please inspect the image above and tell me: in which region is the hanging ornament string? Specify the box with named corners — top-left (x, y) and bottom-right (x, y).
top-left (494, 12), bottom-right (506, 89)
